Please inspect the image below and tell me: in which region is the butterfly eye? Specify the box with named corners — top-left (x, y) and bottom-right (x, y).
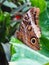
top-left (31, 38), bottom-right (36, 44)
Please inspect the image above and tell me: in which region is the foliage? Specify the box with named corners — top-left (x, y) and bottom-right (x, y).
top-left (39, 1), bottom-right (49, 50)
top-left (30, 0), bottom-right (46, 13)
top-left (44, 62), bottom-right (49, 65)
top-left (0, 11), bottom-right (19, 43)
top-left (0, 11), bottom-right (11, 43)
top-left (10, 40), bottom-right (49, 64)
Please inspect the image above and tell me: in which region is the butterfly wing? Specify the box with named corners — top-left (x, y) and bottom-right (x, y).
top-left (16, 7), bottom-right (41, 50)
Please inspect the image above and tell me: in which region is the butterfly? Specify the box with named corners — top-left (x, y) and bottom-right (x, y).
top-left (16, 7), bottom-right (41, 50)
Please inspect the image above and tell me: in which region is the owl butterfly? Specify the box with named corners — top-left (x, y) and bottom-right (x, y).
top-left (16, 7), bottom-right (41, 50)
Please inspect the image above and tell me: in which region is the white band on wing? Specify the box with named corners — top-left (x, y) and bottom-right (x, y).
top-left (27, 10), bottom-right (41, 38)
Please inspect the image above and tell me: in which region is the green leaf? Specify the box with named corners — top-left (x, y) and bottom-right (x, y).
top-left (40, 35), bottom-right (49, 51)
top-left (44, 62), bottom-right (49, 65)
top-left (11, 44), bottom-right (49, 64)
top-left (10, 37), bottom-right (23, 55)
top-left (10, 44), bottom-right (16, 56)
top-left (0, 11), bottom-right (5, 22)
top-left (39, 1), bottom-right (49, 50)
top-left (30, 0), bottom-right (46, 13)
top-left (10, 37), bottom-right (23, 44)
top-left (38, 35), bottom-right (49, 57)
top-left (0, 11), bottom-right (11, 43)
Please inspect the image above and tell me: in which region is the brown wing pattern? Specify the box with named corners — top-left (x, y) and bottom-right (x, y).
top-left (16, 7), bottom-right (41, 50)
